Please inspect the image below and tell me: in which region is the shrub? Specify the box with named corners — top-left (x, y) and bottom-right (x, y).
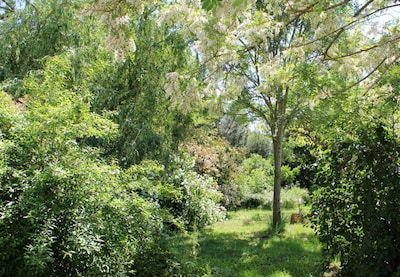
top-left (167, 157), bottom-right (226, 230)
top-left (246, 131), bottom-right (272, 158)
top-left (127, 157), bottom-right (226, 232)
top-left (0, 56), bottom-right (173, 276)
top-left (0, 154), bottom-right (168, 276)
top-left (179, 130), bottom-right (246, 210)
top-left (310, 123), bottom-right (400, 277)
top-left (236, 154), bottom-right (274, 208)
top-left (281, 186), bottom-right (309, 209)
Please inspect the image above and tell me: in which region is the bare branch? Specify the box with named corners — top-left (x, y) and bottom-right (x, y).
top-left (260, 91), bottom-right (274, 112)
top-left (238, 93), bottom-right (270, 125)
top-left (1, 0), bottom-right (15, 11)
top-left (353, 0), bottom-right (374, 17)
top-left (254, 48), bottom-right (261, 86)
top-left (233, 65), bottom-right (259, 87)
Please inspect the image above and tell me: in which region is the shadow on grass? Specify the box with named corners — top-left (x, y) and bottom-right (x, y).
top-left (195, 228), bottom-right (322, 277)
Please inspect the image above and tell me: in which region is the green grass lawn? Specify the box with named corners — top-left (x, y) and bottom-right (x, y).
top-left (169, 208), bottom-right (323, 277)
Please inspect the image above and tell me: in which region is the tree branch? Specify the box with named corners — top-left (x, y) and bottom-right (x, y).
top-left (326, 36), bottom-right (400, 61)
top-left (365, 53), bottom-right (400, 93)
top-left (1, 0), bottom-right (15, 11)
top-left (322, 27), bottom-right (345, 60)
top-left (339, 56), bottom-right (388, 93)
top-left (291, 2), bottom-right (400, 60)
top-left (353, 0), bottom-right (374, 17)
top-left (326, 0), bottom-right (352, 12)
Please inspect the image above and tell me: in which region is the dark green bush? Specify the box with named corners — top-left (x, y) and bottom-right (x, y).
top-left (310, 123), bottom-right (400, 277)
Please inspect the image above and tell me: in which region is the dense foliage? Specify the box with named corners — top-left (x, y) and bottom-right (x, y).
top-left (91, 15), bottom-right (194, 166)
top-left (1, 0), bottom-right (400, 275)
top-left (0, 55), bottom-right (224, 276)
top-left (310, 123), bottom-right (400, 276)
top-left (237, 154), bottom-right (307, 209)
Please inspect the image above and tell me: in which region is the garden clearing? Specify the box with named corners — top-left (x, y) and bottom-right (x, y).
top-left (170, 208), bottom-right (323, 277)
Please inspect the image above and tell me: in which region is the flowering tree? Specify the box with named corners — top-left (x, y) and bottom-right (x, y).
top-left (86, 0), bottom-right (400, 227)
top-left (158, 0), bottom-right (400, 227)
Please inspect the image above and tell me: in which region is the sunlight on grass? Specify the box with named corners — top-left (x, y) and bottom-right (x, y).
top-left (170, 208), bottom-right (322, 277)
top-left (268, 271), bottom-right (292, 277)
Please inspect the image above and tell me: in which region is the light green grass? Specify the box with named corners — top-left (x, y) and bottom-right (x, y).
top-left (169, 208), bottom-right (322, 277)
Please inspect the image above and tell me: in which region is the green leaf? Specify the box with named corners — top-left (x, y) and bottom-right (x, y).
top-left (201, 0), bottom-right (220, 11)
top-left (232, 0), bottom-right (245, 8)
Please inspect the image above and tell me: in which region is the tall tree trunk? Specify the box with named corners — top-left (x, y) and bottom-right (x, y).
top-left (272, 124), bottom-right (284, 228)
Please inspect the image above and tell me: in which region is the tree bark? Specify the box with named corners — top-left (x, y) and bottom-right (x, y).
top-left (272, 123), bottom-right (284, 229)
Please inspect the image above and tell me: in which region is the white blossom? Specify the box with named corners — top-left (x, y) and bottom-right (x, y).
top-left (115, 15), bottom-right (131, 26)
top-left (128, 39), bottom-right (136, 52)
top-left (164, 72), bottom-right (181, 98)
top-left (87, 0), bottom-right (400, 114)
top-left (164, 72), bottom-right (202, 114)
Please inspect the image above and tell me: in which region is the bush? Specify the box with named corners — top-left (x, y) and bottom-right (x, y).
top-left (127, 157), bottom-right (226, 232)
top-left (0, 155), bottom-right (169, 276)
top-left (237, 154), bottom-right (274, 208)
top-left (167, 157), bottom-right (226, 230)
top-left (281, 186), bottom-right (309, 209)
top-left (237, 154), bottom-right (303, 208)
top-left (0, 56), bottom-right (174, 276)
top-left (246, 131), bottom-right (272, 158)
top-left (179, 130), bottom-right (246, 210)
top-left (310, 123), bottom-right (400, 277)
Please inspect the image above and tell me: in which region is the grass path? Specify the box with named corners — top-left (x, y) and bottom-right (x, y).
top-left (170, 208), bottom-right (322, 277)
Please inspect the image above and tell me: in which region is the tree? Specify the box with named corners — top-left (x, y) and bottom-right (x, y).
top-left (156, 0), bottom-right (400, 228)
top-left (0, 0), bottom-right (95, 86)
top-left (218, 115), bottom-right (248, 147)
top-left (88, 6), bottom-right (195, 167)
top-left (157, 0), bottom-right (325, 227)
top-left (0, 3), bottom-right (228, 275)
top-left (246, 131), bottom-right (272, 159)
top-left (80, 0), bottom-right (400, 228)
